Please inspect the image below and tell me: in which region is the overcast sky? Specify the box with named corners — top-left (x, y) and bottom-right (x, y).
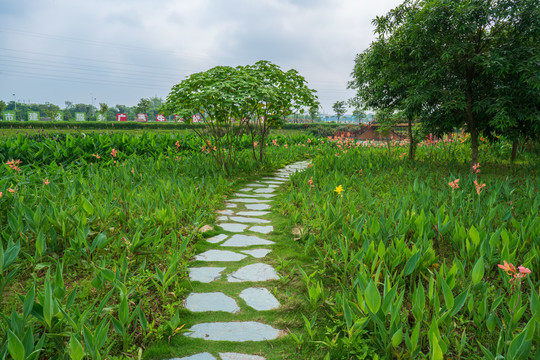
top-left (0, 0), bottom-right (402, 114)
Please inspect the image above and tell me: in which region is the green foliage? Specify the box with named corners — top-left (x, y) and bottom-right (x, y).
top-left (332, 101), bottom-right (346, 123)
top-left (278, 137), bottom-right (539, 359)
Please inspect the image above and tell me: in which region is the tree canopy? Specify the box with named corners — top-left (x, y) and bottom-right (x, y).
top-left (350, 0), bottom-right (540, 165)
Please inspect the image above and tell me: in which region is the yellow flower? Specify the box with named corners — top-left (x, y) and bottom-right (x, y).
top-left (334, 185), bottom-right (344, 195)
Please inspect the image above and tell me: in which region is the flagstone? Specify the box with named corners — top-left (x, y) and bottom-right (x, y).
top-left (240, 249), bottom-right (272, 258)
top-left (229, 216), bottom-right (270, 224)
top-left (221, 234), bottom-right (274, 247)
top-left (239, 288), bottom-right (280, 311)
top-left (219, 353), bottom-right (265, 360)
top-left (228, 263), bottom-right (279, 282)
top-left (245, 203), bottom-right (272, 211)
top-left (217, 209), bottom-right (235, 215)
top-left (225, 203), bottom-right (237, 208)
top-left (171, 353), bottom-right (216, 360)
top-left (239, 187), bottom-right (253, 192)
top-left (249, 225), bottom-right (273, 234)
top-left (185, 321), bottom-right (281, 342)
top-left (236, 211), bottom-right (270, 217)
top-left (195, 250), bottom-right (247, 262)
top-left (234, 193), bottom-right (276, 198)
top-left (217, 216), bottom-right (228, 221)
top-left (259, 181), bottom-right (284, 184)
top-left (246, 183), bottom-right (267, 187)
top-left (218, 223), bottom-right (249, 232)
top-left (185, 292), bottom-right (240, 313)
top-left (253, 187), bottom-right (276, 193)
top-left (189, 267), bottom-right (226, 283)
top-left (229, 198), bottom-right (272, 203)
top-left (207, 234), bottom-right (228, 244)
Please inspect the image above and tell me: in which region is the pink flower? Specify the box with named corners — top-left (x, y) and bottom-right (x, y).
top-left (253, 141), bottom-right (258, 148)
top-left (472, 163), bottom-right (481, 173)
top-left (448, 179), bottom-right (460, 189)
top-left (175, 140), bottom-right (180, 149)
top-left (284, 144), bottom-right (288, 149)
top-left (8, 188), bottom-right (15, 193)
top-left (307, 138), bottom-right (311, 144)
top-left (0, 192), bottom-right (2, 197)
top-left (44, 179), bottom-right (50, 185)
top-left (92, 154), bottom-right (101, 159)
top-left (518, 266), bottom-right (531, 275)
top-left (308, 179), bottom-right (314, 187)
top-left (498, 260), bottom-right (516, 275)
top-left (111, 148), bottom-right (117, 157)
top-left (474, 180), bottom-right (486, 195)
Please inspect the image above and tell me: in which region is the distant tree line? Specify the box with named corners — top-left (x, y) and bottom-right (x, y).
top-left (0, 97), bottom-right (165, 122)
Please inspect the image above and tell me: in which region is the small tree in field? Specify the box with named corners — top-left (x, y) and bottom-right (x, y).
top-left (332, 101), bottom-right (346, 123)
top-left (163, 61), bottom-right (318, 173)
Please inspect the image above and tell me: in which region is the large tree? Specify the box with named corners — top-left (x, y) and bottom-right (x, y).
top-left (350, 0), bottom-right (540, 165)
top-left (162, 61), bottom-right (318, 173)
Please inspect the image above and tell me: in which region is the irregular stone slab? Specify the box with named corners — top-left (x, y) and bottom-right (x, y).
top-left (229, 216), bottom-right (270, 224)
top-left (259, 181), bottom-right (284, 185)
top-left (217, 209), bottom-right (235, 215)
top-left (185, 321), bottom-right (281, 341)
top-left (221, 234), bottom-right (274, 247)
top-left (199, 225), bottom-right (214, 233)
top-left (217, 216), bottom-right (228, 221)
top-left (195, 250), bottom-right (247, 262)
top-left (219, 223), bottom-right (249, 232)
top-left (171, 353), bottom-right (217, 360)
top-left (245, 203), bottom-right (272, 211)
top-left (239, 187), bottom-right (253, 192)
top-left (236, 211), bottom-right (270, 217)
top-left (239, 288), bottom-right (280, 311)
top-left (253, 187), bottom-right (276, 193)
top-left (246, 183), bottom-right (267, 187)
top-left (249, 225), bottom-right (273, 234)
top-left (268, 184), bottom-right (279, 188)
top-left (228, 263), bottom-right (279, 282)
top-left (241, 249), bottom-right (272, 258)
top-left (185, 292), bottom-right (240, 313)
top-left (229, 198), bottom-right (272, 203)
top-left (226, 203), bottom-right (237, 208)
top-left (207, 234), bottom-right (228, 244)
top-left (234, 193), bottom-right (276, 199)
top-left (189, 267), bottom-right (226, 283)
top-left (219, 353), bottom-right (265, 360)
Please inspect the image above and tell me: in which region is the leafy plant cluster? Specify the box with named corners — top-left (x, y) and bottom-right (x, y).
top-left (0, 131), bottom-right (313, 359)
top-left (277, 139), bottom-right (539, 359)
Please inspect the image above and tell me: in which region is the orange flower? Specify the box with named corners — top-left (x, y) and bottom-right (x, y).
top-left (8, 188), bottom-right (15, 193)
top-left (111, 148), bottom-right (117, 157)
top-left (44, 179), bottom-right (50, 185)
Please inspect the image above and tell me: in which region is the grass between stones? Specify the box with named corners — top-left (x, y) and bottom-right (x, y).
top-left (143, 171), bottom-right (314, 360)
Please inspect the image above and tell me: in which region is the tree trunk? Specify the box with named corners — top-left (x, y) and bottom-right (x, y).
top-left (407, 117), bottom-right (416, 161)
top-left (511, 140), bottom-right (518, 163)
top-left (465, 81), bottom-right (478, 167)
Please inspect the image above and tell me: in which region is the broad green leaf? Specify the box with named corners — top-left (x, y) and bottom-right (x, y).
top-left (119, 295), bottom-right (129, 325)
top-left (7, 329), bottom-right (25, 360)
top-left (471, 257), bottom-right (485, 285)
top-left (391, 327), bottom-right (403, 347)
top-left (469, 226), bottom-right (480, 246)
top-left (343, 298), bottom-right (352, 329)
top-left (441, 277), bottom-right (454, 309)
top-left (69, 335), bottom-right (85, 360)
top-left (403, 251), bottom-right (421, 276)
top-left (365, 280), bottom-right (381, 313)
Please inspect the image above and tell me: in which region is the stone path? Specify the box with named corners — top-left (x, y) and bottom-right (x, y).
top-left (171, 160), bottom-right (310, 360)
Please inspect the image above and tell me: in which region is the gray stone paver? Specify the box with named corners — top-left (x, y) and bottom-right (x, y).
top-left (233, 193), bottom-right (276, 198)
top-left (219, 353), bottom-right (266, 360)
top-left (240, 249), bottom-right (272, 258)
top-left (173, 353), bottom-right (217, 360)
top-left (249, 225), bottom-right (273, 234)
top-left (236, 211), bottom-right (270, 217)
top-left (229, 216), bottom-right (270, 224)
top-left (185, 321), bottom-right (281, 341)
top-left (244, 203), bottom-right (272, 210)
top-left (186, 292), bottom-right (240, 313)
top-left (217, 209), bottom-right (235, 215)
top-left (221, 234), bottom-right (274, 247)
top-left (228, 198), bottom-right (272, 203)
top-left (218, 223), bottom-right (249, 232)
top-left (239, 288), bottom-right (280, 311)
top-left (227, 263), bottom-right (279, 282)
top-left (207, 234), bottom-right (229, 244)
top-left (253, 187), bottom-right (276, 193)
top-left (195, 250), bottom-right (247, 262)
top-left (189, 267), bottom-right (226, 283)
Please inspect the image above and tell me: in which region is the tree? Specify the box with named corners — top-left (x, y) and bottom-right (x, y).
top-left (332, 101), bottom-right (346, 123)
top-left (162, 61), bottom-right (318, 173)
top-left (350, 0), bottom-right (540, 165)
top-left (136, 98), bottom-right (150, 114)
top-left (309, 106), bottom-right (320, 123)
top-left (0, 100), bottom-right (6, 115)
top-left (99, 103), bottom-right (109, 121)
